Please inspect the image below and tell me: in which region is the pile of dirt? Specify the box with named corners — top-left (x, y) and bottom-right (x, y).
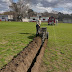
top-left (31, 39), bottom-right (48, 72)
top-left (0, 37), bottom-right (48, 72)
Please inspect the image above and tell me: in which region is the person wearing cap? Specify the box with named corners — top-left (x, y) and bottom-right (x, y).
top-left (36, 16), bottom-right (41, 36)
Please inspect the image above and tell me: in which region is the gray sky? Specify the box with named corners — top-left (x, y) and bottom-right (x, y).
top-left (0, 0), bottom-right (11, 13)
top-left (30, 0), bottom-right (72, 14)
top-left (0, 0), bottom-right (72, 14)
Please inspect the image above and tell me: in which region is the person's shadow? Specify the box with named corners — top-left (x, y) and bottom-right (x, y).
top-left (19, 33), bottom-right (36, 39)
top-left (19, 33), bottom-right (30, 34)
top-left (28, 34), bottom-right (36, 39)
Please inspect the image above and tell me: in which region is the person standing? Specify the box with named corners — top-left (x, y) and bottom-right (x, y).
top-left (36, 16), bottom-right (41, 36)
top-left (56, 19), bottom-right (58, 25)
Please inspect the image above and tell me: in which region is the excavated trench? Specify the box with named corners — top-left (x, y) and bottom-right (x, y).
top-left (0, 37), bottom-right (48, 72)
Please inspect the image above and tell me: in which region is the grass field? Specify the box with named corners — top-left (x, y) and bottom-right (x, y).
top-left (0, 22), bottom-right (72, 72)
top-left (41, 23), bottom-right (72, 72)
top-left (0, 22), bottom-right (36, 68)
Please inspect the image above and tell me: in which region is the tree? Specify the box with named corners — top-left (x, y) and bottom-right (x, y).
top-left (28, 9), bottom-right (37, 18)
top-left (10, 0), bottom-right (30, 21)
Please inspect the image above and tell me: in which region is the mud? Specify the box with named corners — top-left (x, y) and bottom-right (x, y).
top-left (0, 37), bottom-right (48, 72)
top-left (31, 39), bottom-right (48, 72)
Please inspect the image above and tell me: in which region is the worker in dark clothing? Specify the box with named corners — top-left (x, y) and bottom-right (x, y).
top-left (36, 16), bottom-right (41, 36)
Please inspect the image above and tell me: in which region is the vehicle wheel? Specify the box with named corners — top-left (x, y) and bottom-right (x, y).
top-left (36, 33), bottom-right (38, 37)
top-left (36, 33), bottom-right (39, 37)
top-left (47, 32), bottom-right (48, 39)
top-left (42, 33), bottom-right (45, 42)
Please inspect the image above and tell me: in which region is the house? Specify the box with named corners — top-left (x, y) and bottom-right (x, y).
top-left (0, 15), bottom-right (8, 21)
top-left (30, 16), bottom-right (49, 22)
top-left (63, 18), bottom-right (72, 23)
top-left (0, 15), bottom-right (13, 21)
top-left (8, 15), bottom-right (13, 21)
top-left (22, 18), bottom-right (29, 22)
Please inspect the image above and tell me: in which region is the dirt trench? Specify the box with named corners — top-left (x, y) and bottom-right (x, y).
top-left (0, 37), bottom-right (48, 72)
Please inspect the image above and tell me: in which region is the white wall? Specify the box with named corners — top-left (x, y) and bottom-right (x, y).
top-left (41, 17), bottom-right (49, 22)
top-left (30, 17), bottom-right (49, 22)
top-left (22, 18), bottom-right (29, 22)
top-left (8, 15), bottom-right (13, 19)
top-left (0, 15), bottom-right (8, 21)
top-left (30, 17), bottom-right (37, 22)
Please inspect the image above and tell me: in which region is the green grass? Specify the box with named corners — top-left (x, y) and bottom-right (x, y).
top-left (0, 22), bottom-right (36, 68)
top-left (41, 23), bottom-right (72, 72)
top-left (0, 22), bottom-right (72, 72)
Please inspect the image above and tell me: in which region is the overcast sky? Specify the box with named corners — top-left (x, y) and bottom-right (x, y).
top-left (0, 0), bottom-right (72, 14)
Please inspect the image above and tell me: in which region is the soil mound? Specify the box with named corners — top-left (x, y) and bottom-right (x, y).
top-left (0, 37), bottom-right (48, 72)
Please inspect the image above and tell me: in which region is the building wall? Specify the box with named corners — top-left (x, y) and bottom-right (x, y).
top-left (41, 17), bottom-right (49, 22)
top-left (0, 15), bottom-right (13, 21)
top-left (0, 15), bottom-right (8, 21)
top-left (30, 17), bottom-right (49, 22)
top-left (22, 18), bottom-right (29, 22)
top-left (63, 19), bottom-right (72, 23)
top-left (8, 15), bottom-right (13, 19)
top-left (30, 17), bottom-right (37, 22)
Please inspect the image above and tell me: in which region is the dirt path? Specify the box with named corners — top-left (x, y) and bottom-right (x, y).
top-left (0, 37), bottom-right (48, 72)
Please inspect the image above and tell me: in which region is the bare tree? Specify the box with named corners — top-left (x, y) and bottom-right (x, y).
top-left (10, 0), bottom-right (30, 21)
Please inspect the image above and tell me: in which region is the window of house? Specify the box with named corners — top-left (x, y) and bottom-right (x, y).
top-left (33, 18), bottom-right (35, 20)
top-left (2, 16), bottom-right (5, 19)
top-left (43, 19), bottom-right (45, 20)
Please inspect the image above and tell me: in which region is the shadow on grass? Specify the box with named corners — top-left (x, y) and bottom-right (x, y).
top-left (0, 33), bottom-right (36, 69)
top-left (20, 33), bottom-right (36, 39)
top-left (28, 34), bottom-right (36, 39)
top-left (19, 33), bottom-right (30, 34)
